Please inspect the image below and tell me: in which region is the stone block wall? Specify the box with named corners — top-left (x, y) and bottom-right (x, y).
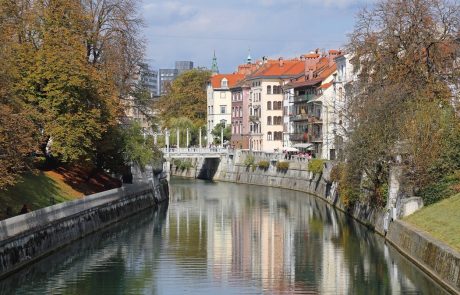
top-left (0, 177), bottom-right (169, 279)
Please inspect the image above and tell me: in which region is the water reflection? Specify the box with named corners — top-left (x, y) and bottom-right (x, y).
top-left (0, 178), bottom-right (447, 294)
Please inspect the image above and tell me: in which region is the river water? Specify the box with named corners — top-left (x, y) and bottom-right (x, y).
top-left (0, 178), bottom-right (448, 294)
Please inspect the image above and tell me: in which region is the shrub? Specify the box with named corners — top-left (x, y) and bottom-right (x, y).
top-left (244, 155), bottom-right (255, 167)
top-left (308, 159), bottom-right (326, 174)
top-left (330, 163), bottom-right (343, 182)
top-left (257, 160), bottom-right (270, 170)
top-left (276, 161), bottom-right (289, 172)
top-left (419, 170), bottom-right (460, 205)
top-left (173, 159), bottom-right (182, 167)
top-left (179, 160), bottom-right (193, 170)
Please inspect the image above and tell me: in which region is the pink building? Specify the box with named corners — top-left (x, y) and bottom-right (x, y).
top-left (230, 81), bottom-right (251, 149)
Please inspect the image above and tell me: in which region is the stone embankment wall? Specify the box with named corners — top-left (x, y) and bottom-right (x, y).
top-left (0, 175), bottom-right (169, 279)
top-left (169, 151), bottom-right (460, 293)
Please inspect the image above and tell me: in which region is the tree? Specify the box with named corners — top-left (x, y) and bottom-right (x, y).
top-left (158, 69), bottom-right (211, 127)
top-left (344, 0), bottom-right (460, 205)
top-left (0, 106), bottom-right (39, 189)
top-left (0, 0), bottom-right (147, 188)
top-left (211, 123), bottom-right (231, 145)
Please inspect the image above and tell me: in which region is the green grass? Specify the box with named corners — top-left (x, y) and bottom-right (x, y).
top-left (405, 193), bottom-right (460, 252)
top-left (0, 171), bottom-right (82, 219)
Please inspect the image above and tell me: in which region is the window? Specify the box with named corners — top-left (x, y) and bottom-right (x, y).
top-left (267, 85), bottom-right (272, 94)
top-left (274, 132), bottom-right (283, 140)
top-left (220, 105), bottom-right (226, 114)
top-left (267, 132), bottom-right (272, 141)
top-left (267, 116), bottom-right (272, 125)
top-left (239, 108), bottom-right (242, 117)
top-left (274, 116), bottom-right (282, 125)
top-left (232, 107), bottom-right (235, 117)
top-left (273, 85), bottom-right (282, 94)
top-left (221, 78), bottom-right (228, 88)
top-left (267, 101), bottom-right (272, 110)
top-left (272, 101), bottom-right (279, 110)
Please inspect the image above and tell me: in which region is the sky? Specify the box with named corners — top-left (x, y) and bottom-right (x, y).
top-left (141, 0), bottom-right (375, 73)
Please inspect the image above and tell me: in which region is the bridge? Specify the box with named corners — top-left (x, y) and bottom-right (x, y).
top-left (161, 148), bottom-right (233, 158)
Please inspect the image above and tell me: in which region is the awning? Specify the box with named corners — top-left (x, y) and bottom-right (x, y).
top-left (293, 143), bottom-right (315, 150)
top-left (282, 147), bottom-right (299, 152)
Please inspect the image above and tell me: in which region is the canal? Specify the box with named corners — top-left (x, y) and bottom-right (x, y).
top-left (0, 178), bottom-right (448, 294)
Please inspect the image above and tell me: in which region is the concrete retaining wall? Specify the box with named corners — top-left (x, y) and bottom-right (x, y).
top-left (387, 221), bottom-right (460, 293)
top-left (170, 155), bottom-right (460, 293)
top-left (0, 177), bottom-right (169, 278)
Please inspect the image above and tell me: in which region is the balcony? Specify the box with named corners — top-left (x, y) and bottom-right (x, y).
top-left (249, 115), bottom-right (260, 123)
top-left (309, 134), bottom-right (323, 142)
top-left (289, 133), bottom-right (305, 142)
top-left (289, 113), bottom-right (309, 122)
top-left (293, 93), bottom-right (316, 103)
top-left (307, 116), bottom-right (323, 124)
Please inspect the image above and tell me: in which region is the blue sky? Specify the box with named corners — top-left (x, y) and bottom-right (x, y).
top-left (141, 0), bottom-right (375, 73)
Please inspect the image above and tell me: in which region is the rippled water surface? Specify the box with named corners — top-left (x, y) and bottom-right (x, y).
top-left (0, 178), bottom-right (448, 294)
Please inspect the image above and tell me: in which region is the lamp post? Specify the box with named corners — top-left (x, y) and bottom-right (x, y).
top-left (186, 127), bottom-right (190, 148)
top-left (176, 129), bottom-right (180, 149)
top-left (220, 126), bottom-right (224, 148)
top-left (199, 127), bottom-right (202, 148)
top-left (165, 128), bottom-right (170, 156)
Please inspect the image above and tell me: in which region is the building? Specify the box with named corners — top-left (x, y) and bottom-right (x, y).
top-left (230, 81), bottom-right (251, 149)
top-left (245, 58), bottom-right (305, 152)
top-left (158, 68), bottom-right (179, 96)
top-left (123, 62), bottom-right (159, 133)
top-left (284, 50), bottom-right (341, 159)
top-left (137, 62), bottom-right (158, 98)
top-left (332, 53), bottom-right (355, 160)
top-left (207, 73), bottom-right (245, 145)
top-left (175, 61), bottom-right (194, 74)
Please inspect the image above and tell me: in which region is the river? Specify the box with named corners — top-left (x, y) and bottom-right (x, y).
top-left (0, 177), bottom-right (448, 294)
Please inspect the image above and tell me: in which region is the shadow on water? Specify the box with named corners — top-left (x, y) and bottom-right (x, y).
top-left (0, 202), bottom-right (169, 295)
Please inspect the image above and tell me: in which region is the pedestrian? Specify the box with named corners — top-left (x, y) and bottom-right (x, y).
top-left (6, 206), bottom-right (13, 218)
top-left (19, 204), bottom-right (30, 215)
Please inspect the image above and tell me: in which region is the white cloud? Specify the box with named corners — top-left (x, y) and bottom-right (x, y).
top-left (140, 0), bottom-right (370, 72)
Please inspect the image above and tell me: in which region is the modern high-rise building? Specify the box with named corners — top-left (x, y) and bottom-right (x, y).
top-left (175, 61), bottom-right (194, 74)
top-left (158, 68), bottom-right (179, 96)
top-left (158, 60), bottom-right (195, 95)
top-left (138, 62), bottom-right (158, 98)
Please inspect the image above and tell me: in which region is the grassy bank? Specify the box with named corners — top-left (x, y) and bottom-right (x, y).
top-left (405, 193), bottom-right (460, 252)
top-left (0, 166), bottom-right (121, 220)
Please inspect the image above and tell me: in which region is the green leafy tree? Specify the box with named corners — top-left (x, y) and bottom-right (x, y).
top-left (158, 69), bottom-right (211, 127)
top-left (211, 123), bottom-right (231, 145)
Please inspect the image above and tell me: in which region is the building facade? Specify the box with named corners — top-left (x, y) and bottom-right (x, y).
top-left (246, 58), bottom-right (305, 152)
top-left (285, 50), bottom-right (341, 159)
top-left (230, 82), bottom-right (251, 149)
top-left (158, 68), bottom-right (179, 96)
top-left (207, 74), bottom-right (244, 145)
top-left (175, 61), bottom-right (194, 74)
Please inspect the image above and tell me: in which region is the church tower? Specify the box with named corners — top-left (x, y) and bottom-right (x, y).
top-left (211, 50), bottom-right (219, 74)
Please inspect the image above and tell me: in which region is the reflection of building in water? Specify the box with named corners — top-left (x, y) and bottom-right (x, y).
top-left (165, 182), bottom-right (426, 294)
top-left (320, 207), bottom-right (349, 294)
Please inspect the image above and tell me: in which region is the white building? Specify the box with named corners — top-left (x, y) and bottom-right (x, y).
top-left (207, 74), bottom-right (244, 145)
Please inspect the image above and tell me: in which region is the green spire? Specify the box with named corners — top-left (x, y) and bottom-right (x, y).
top-left (211, 50), bottom-right (219, 74)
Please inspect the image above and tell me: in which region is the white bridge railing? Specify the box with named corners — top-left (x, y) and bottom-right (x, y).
top-left (161, 147), bottom-right (231, 155)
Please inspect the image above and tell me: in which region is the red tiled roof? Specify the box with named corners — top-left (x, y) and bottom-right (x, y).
top-left (247, 60), bottom-right (305, 79)
top-left (211, 74), bottom-right (245, 89)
